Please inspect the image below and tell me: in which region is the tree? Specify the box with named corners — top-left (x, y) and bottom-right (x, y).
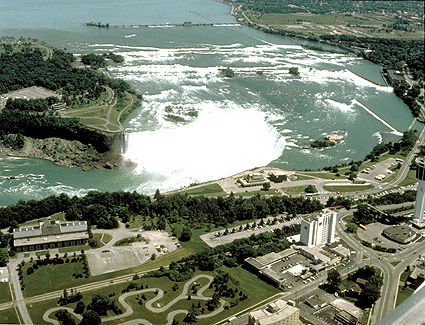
top-left (0, 248), bottom-right (9, 267)
top-left (359, 283), bottom-right (381, 308)
top-left (55, 309), bottom-right (75, 325)
top-left (183, 305), bottom-right (198, 323)
top-left (179, 227), bottom-right (192, 242)
top-left (288, 67), bottom-right (299, 75)
top-left (305, 185), bottom-right (316, 193)
top-left (79, 310), bottom-right (101, 325)
top-left (326, 269), bottom-right (341, 293)
top-left (262, 182), bottom-right (271, 191)
top-left (74, 301), bottom-right (86, 314)
top-left (345, 223), bottom-right (357, 233)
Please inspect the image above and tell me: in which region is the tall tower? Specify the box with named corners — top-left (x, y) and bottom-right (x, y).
top-left (414, 157), bottom-right (425, 222)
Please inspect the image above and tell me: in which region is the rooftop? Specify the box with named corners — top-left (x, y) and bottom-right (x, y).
top-left (383, 225), bottom-right (415, 240)
top-left (249, 299), bottom-right (299, 324)
top-left (13, 220), bottom-right (87, 239)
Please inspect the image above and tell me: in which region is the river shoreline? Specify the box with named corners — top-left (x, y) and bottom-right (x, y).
top-left (0, 136), bottom-right (126, 171)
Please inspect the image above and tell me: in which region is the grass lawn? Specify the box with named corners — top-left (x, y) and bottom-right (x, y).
top-left (292, 174), bottom-right (315, 180)
top-left (0, 282), bottom-right (12, 303)
top-left (0, 308), bottom-right (20, 324)
top-left (180, 183), bottom-right (226, 196)
top-left (399, 170), bottom-right (418, 187)
top-left (396, 286), bottom-right (415, 306)
top-left (343, 215), bottom-right (354, 223)
top-left (58, 245), bottom-right (91, 253)
top-left (22, 248), bottom-right (193, 298)
top-left (22, 258), bottom-right (88, 297)
top-left (27, 266), bottom-right (279, 325)
top-left (400, 270), bottom-right (412, 282)
top-left (27, 298), bottom-right (59, 325)
top-left (234, 189), bottom-right (278, 197)
top-left (20, 212), bottom-right (65, 227)
top-left (172, 224), bottom-right (210, 253)
top-left (99, 233), bottom-right (113, 246)
top-left (284, 185), bottom-right (310, 194)
top-left (300, 172), bottom-right (346, 180)
top-left (323, 184), bottom-right (374, 193)
top-left (391, 261), bottom-right (401, 267)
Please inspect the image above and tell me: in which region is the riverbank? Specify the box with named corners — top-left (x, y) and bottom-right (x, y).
top-left (0, 136), bottom-right (127, 171)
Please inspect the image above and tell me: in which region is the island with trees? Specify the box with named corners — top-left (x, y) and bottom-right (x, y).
top-left (0, 39), bottom-right (141, 170)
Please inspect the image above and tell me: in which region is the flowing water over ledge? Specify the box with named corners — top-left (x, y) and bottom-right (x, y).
top-left (0, 0), bottom-right (417, 205)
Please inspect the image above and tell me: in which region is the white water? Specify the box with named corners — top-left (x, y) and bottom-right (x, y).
top-left (124, 104), bottom-right (286, 186)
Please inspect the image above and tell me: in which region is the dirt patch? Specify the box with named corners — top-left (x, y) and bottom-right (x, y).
top-left (87, 231), bottom-right (178, 276)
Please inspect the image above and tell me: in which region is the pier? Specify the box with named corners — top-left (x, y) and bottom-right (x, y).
top-left (86, 21), bottom-right (239, 28)
top-left (354, 99), bottom-right (403, 136)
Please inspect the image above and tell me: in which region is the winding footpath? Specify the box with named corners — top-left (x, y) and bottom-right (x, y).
top-left (43, 274), bottom-right (225, 325)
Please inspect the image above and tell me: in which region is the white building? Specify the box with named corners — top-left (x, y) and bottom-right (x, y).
top-left (248, 299), bottom-right (301, 325)
top-left (413, 157), bottom-right (425, 222)
top-left (300, 209), bottom-right (336, 247)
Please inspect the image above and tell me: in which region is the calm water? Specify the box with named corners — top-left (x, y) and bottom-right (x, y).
top-left (0, 0), bottom-right (417, 205)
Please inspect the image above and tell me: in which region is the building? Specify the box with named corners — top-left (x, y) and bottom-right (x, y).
top-left (238, 173), bottom-right (270, 187)
top-left (13, 218), bottom-right (89, 252)
top-left (386, 70), bottom-right (405, 86)
top-left (248, 299), bottom-right (301, 325)
top-left (295, 245), bottom-right (340, 266)
top-left (245, 248), bottom-right (298, 288)
top-left (413, 157), bottom-right (425, 225)
top-left (300, 209), bottom-right (337, 247)
top-left (334, 310), bottom-right (358, 325)
top-left (382, 225), bottom-right (416, 244)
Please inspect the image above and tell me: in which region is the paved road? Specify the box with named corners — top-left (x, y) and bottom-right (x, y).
top-left (8, 257), bottom-right (33, 324)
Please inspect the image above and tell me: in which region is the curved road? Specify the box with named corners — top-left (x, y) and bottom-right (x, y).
top-left (43, 274), bottom-right (225, 325)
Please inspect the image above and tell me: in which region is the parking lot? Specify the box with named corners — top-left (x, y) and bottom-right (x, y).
top-left (87, 231), bottom-right (178, 276)
top-left (200, 216), bottom-right (301, 248)
top-left (357, 222), bottom-right (403, 249)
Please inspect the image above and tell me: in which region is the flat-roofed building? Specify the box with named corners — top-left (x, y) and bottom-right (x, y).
top-left (300, 209), bottom-right (336, 247)
top-left (13, 218), bottom-right (89, 252)
top-left (248, 299), bottom-right (301, 325)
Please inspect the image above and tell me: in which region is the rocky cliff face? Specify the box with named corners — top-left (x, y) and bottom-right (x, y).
top-left (0, 135), bottom-right (128, 171)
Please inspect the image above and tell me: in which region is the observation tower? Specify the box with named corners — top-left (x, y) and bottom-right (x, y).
top-left (413, 157), bottom-right (425, 224)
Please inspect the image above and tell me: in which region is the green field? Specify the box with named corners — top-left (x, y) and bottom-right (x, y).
top-left (22, 248), bottom-right (193, 298)
top-left (400, 170), bottom-right (418, 186)
top-left (284, 185), bottom-right (311, 194)
top-left (298, 172), bottom-right (346, 180)
top-left (58, 245), bottom-right (91, 253)
top-left (235, 189), bottom-right (278, 197)
top-left (390, 261), bottom-right (401, 267)
top-left (0, 308), bottom-right (20, 324)
top-left (180, 183), bottom-right (226, 196)
top-left (396, 286), bottom-right (415, 306)
top-left (0, 282), bottom-right (12, 303)
top-left (248, 11), bottom-right (424, 40)
top-left (323, 184), bottom-right (374, 193)
top-left (61, 90), bottom-right (140, 133)
top-left (22, 257), bottom-right (88, 297)
top-left (27, 266), bottom-right (279, 325)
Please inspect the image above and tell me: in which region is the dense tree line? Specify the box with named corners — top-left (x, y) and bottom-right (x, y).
top-left (0, 190), bottom-right (322, 231)
top-left (229, 0), bottom-right (424, 16)
top-left (319, 35), bottom-right (424, 81)
top-left (348, 265), bottom-right (383, 308)
top-left (366, 190), bottom-right (416, 206)
top-left (0, 46), bottom-right (135, 102)
top-left (365, 130), bottom-right (419, 161)
top-left (0, 101), bottom-right (111, 152)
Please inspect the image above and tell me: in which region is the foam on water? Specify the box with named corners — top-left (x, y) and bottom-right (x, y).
top-left (124, 103), bottom-right (285, 187)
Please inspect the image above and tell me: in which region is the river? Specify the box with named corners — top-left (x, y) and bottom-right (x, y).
top-left (0, 0), bottom-right (418, 205)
